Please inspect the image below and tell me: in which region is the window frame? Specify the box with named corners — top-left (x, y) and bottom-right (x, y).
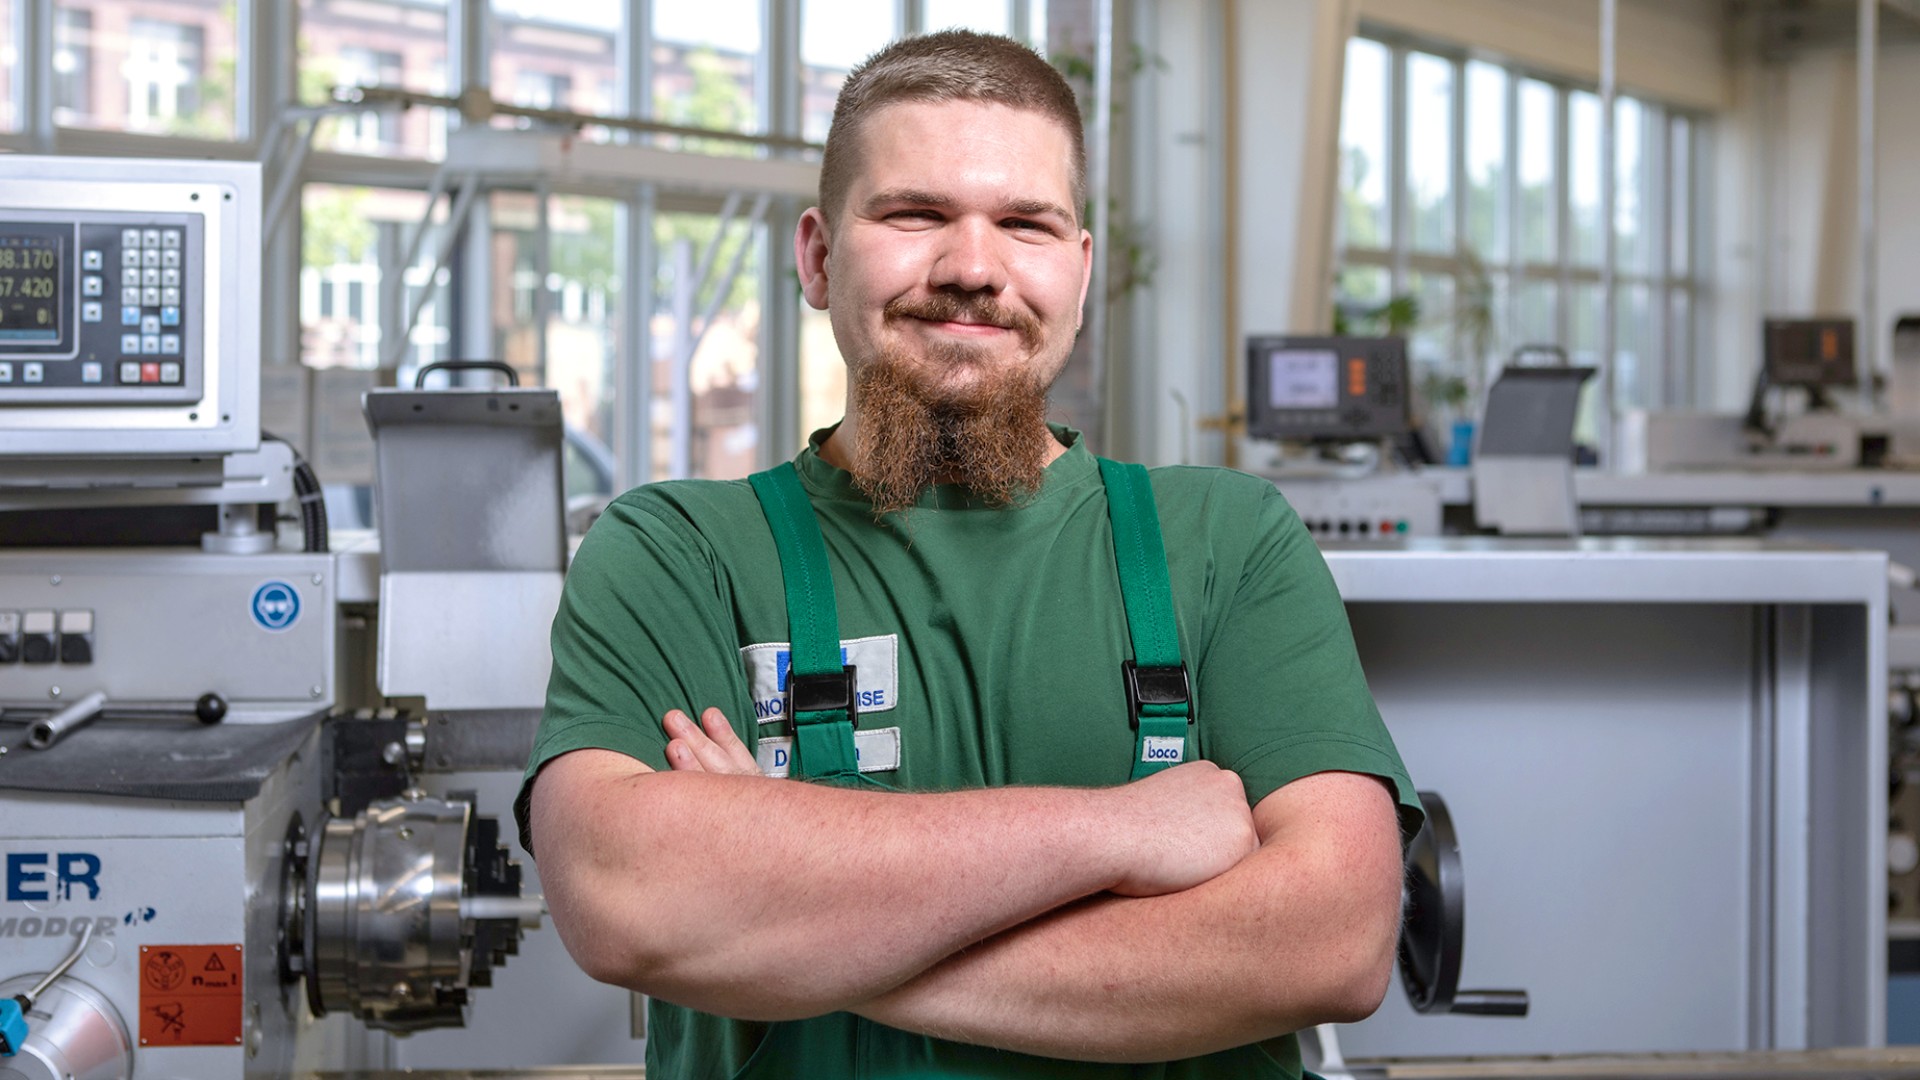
top-left (1336, 25), bottom-right (1708, 413)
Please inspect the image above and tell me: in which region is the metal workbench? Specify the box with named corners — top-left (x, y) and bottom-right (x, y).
top-left (1321, 539), bottom-right (1887, 1060)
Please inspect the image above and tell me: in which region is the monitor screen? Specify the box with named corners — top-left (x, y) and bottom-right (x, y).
top-left (1245, 335), bottom-right (1409, 441)
top-left (1268, 349), bottom-right (1340, 410)
top-left (0, 226), bottom-right (66, 347)
top-left (1764, 319), bottom-right (1855, 388)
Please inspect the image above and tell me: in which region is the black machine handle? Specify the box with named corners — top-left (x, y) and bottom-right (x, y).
top-left (414, 360), bottom-right (521, 389)
top-left (1448, 990), bottom-right (1531, 1017)
top-left (1397, 790), bottom-right (1531, 1018)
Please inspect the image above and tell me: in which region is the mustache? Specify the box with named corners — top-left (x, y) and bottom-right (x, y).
top-left (883, 292), bottom-right (1042, 350)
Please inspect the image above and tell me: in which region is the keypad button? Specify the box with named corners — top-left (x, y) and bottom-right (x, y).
top-left (121, 228), bottom-right (141, 249)
top-left (121, 306), bottom-right (141, 326)
top-left (141, 249), bottom-right (159, 268)
top-left (162, 229), bottom-right (181, 249)
top-left (141, 336), bottom-right (160, 355)
top-left (119, 361), bottom-right (142, 383)
top-left (161, 267), bottom-right (180, 287)
top-left (121, 248), bottom-right (141, 268)
top-left (160, 334), bottom-right (180, 355)
top-left (141, 228), bottom-right (160, 248)
top-left (82, 275), bottom-right (103, 297)
top-left (161, 287), bottom-right (179, 306)
top-left (159, 361), bottom-right (181, 384)
top-left (140, 314), bottom-right (160, 334)
top-left (141, 268), bottom-right (159, 287)
top-left (141, 287), bottom-right (160, 306)
top-left (22, 363), bottom-right (43, 383)
top-left (160, 305), bottom-right (181, 327)
top-left (80, 362), bottom-right (102, 384)
top-left (121, 286), bottom-right (140, 306)
top-left (121, 333), bottom-right (142, 354)
top-left (81, 301), bottom-right (102, 323)
top-left (0, 363), bottom-right (12, 384)
top-left (141, 362), bottom-right (160, 383)
top-left (161, 249), bottom-right (180, 269)
top-left (83, 249), bottom-right (103, 271)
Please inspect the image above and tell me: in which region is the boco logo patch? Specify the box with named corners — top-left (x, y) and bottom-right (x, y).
top-left (739, 634), bottom-right (899, 723)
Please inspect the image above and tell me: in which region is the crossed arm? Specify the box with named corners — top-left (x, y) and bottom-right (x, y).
top-left (529, 707), bottom-right (1405, 1063)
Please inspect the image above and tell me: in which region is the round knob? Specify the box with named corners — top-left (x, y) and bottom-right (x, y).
top-left (195, 693), bottom-right (228, 725)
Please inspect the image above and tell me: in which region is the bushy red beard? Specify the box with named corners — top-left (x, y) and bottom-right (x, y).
top-left (848, 340), bottom-right (1053, 518)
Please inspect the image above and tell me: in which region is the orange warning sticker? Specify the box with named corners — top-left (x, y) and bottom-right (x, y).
top-left (138, 944), bottom-right (243, 1047)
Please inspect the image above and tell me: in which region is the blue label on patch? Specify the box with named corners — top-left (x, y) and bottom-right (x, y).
top-left (251, 581), bottom-right (301, 632)
top-left (775, 647), bottom-right (850, 692)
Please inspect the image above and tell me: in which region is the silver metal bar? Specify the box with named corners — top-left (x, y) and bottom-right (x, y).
top-left (264, 117), bottom-right (323, 244)
top-left (1085, 0), bottom-right (1115, 447)
top-left (1859, 0), bottom-right (1879, 407)
top-left (398, 165), bottom-right (455, 293)
top-left (26, 690), bottom-right (109, 751)
top-left (623, 184), bottom-right (657, 489)
top-left (338, 85), bottom-right (824, 153)
top-left (1599, 0), bottom-right (1618, 468)
top-left (27, 0), bottom-right (52, 152)
top-left (20, 920), bottom-right (95, 1006)
top-left (688, 192), bottom-right (744, 311)
top-left (669, 238), bottom-right (695, 479)
top-left (686, 195), bottom-right (771, 365)
top-left (458, 895), bottom-right (545, 927)
top-left (534, 180), bottom-right (552, 384)
top-left (389, 174), bottom-right (480, 370)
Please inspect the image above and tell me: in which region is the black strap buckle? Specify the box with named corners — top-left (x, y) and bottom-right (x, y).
top-left (788, 665), bottom-right (859, 729)
top-left (1122, 660), bottom-right (1192, 730)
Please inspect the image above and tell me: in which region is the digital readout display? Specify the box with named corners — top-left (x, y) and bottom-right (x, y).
top-left (1267, 348), bottom-right (1340, 409)
top-left (0, 230), bottom-right (63, 344)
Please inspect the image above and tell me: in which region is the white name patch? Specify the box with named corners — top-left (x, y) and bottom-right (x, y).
top-left (755, 727), bottom-right (903, 778)
top-left (1140, 735), bottom-right (1186, 764)
top-left (740, 634), bottom-right (899, 724)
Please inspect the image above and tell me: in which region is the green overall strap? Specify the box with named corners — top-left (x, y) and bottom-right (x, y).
top-left (748, 464), bottom-right (861, 782)
top-left (1096, 458), bottom-right (1193, 779)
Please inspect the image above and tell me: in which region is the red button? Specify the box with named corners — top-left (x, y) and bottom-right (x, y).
top-left (141, 362), bottom-right (160, 383)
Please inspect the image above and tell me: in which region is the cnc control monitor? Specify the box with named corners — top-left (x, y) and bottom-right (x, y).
top-left (1247, 335), bottom-right (1410, 441)
top-left (0, 216), bottom-right (203, 398)
top-left (0, 156), bottom-right (260, 459)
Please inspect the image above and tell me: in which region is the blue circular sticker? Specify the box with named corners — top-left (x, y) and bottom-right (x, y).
top-left (251, 581), bottom-right (301, 632)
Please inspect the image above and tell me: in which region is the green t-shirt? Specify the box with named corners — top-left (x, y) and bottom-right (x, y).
top-left (517, 426), bottom-right (1421, 1080)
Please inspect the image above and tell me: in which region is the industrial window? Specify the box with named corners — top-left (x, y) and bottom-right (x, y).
top-left (298, 0), bottom-right (451, 158)
top-left (48, 0), bottom-right (242, 139)
top-left (1336, 31), bottom-right (1705, 447)
top-left (52, 8), bottom-right (92, 124)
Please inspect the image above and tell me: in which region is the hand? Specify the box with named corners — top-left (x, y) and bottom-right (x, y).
top-left (1107, 761), bottom-right (1258, 897)
top-left (662, 708), bottom-right (764, 776)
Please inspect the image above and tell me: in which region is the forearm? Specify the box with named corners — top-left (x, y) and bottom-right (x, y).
top-left (534, 758), bottom-right (1129, 1019)
top-left (853, 774), bottom-right (1404, 1062)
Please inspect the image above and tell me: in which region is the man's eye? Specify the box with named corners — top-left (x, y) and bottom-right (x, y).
top-left (1004, 219), bottom-right (1051, 234)
top-left (890, 209), bottom-right (940, 222)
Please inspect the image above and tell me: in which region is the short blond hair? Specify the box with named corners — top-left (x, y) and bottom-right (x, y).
top-left (818, 30), bottom-right (1086, 226)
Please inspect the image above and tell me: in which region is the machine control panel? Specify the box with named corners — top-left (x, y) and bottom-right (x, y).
top-left (1246, 335), bottom-right (1410, 441)
top-left (0, 156), bottom-right (259, 460)
top-left (0, 215), bottom-right (202, 404)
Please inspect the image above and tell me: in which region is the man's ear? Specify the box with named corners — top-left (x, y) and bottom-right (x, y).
top-left (795, 208), bottom-right (832, 311)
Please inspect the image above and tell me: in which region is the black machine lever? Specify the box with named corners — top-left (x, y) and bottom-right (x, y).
top-left (1397, 790), bottom-right (1531, 1018)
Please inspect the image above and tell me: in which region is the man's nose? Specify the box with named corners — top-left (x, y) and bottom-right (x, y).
top-left (929, 217), bottom-right (1007, 294)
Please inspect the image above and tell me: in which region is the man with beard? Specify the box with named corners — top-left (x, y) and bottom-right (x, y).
top-left (516, 29), bottom-right (1421, 1080)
